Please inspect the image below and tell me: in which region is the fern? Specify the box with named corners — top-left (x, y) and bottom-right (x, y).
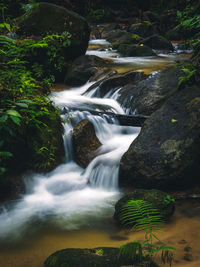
top-left (119, 241), bottom-right (143, 262)
top-left (119, 199), bottom-right (163, 231)
top-left (118, 200), bottom-right (175, 266)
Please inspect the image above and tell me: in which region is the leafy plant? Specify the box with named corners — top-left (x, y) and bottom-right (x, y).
top-left (95, 248), bottom-right (104, 256)
top-left (163, 195), bottom-right (175, 205)
top-left (178, 65), bottom-right (196, 88)
top-left (86, 8), bottom-right (110, 23)
top-left (118, 200), bottom-right (175, 266)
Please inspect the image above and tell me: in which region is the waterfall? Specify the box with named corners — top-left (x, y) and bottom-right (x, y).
top-left (0, 79), bottom-right (140, 240)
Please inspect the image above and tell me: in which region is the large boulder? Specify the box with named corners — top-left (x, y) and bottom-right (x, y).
top-left (129, 22), bottom-right (159, 38)
top-left (17, 2), bottom-right (90, 61)
top-left (103, 29), bottom-right (140, 44)
top-left (64, 55), bottom-right (108, 86)
top-left (141, 34), bottom-right (174, 51)
top-left (119, 85), bottom-right (200, 190)
top-left (118, 65), bottom-right (182, 115)
top-left (114, 189), bottom-right (175, 227)
top-left (117, 43), bottom-right (156, 57)
top-left (72, 120), bottom-right (102, 168)
top-left (44, 247), bottom-right (156, 267)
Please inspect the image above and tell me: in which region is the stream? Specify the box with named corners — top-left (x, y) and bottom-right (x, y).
top-left (0, 39), bottom-right (199, 267)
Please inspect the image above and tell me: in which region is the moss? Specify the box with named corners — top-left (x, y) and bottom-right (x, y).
top-left (45, 247), bottom-right (158, 267)
top-left (112, 41), bottom-right (122, 49)
top-left (161, 139), bottom-right (183, 160)
top-left (131, 34), bottom-right (141, 41)
top-left (48, 255), bottom-right (58, 266)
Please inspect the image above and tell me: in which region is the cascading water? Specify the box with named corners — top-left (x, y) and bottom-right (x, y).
top-left (0, 38), bottom-right (192, 245)
top-left (0, 77), bottom-right (140, 241)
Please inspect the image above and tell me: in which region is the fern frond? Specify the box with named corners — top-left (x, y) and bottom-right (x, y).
top-left (119, 241), bottom-right (143, 262)
top-left (119, 200), bottom-right (164, 232)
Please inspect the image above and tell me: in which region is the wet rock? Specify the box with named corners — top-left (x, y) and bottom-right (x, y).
top-left (129, 22), bottom-right (159, 38)
top-left (184, 246), bottom-right (192, 252)
top-left (64, 55), bottom-right (108, 86)
top-left (165, 28), bottom-right (183, 41)
top-left (72, 120), bottom-right (102, 168)
top-left (143, 11), bottom-right (160, 24)
top-left (44, 247), bottom-right (157, 267)
top-left (114, 189), bottom-right (175, 226)
top-left (86, 71), bottom-right (147, 98)
top-left (102, 23), bottom-right (120, 34)
top-left (183, 253), bottom-right (193, 261)
top-left (118, 65), bottom-right (182, 115)
top-left (119, 85), bottom-right (200, 190)
top-left (17, 2), bottom-right (90, 61)
top-left (117, 43), bottom-right (156, 57)
top-left (141, 34), bottom-right (174, 51)
top-left (104, 29), bottom-right (139, 44)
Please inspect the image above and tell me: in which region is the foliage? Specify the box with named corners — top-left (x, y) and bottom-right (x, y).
top-left (175, 2), bottom-right (200, 50)
top-left (178, 64), bottom-right (196, 88)
top-left (0, 26), bottom-right (67, 175)
top-left (95, 248), bottom-right (104, 256)
top-left (118, 200), bottom-right (175, 266)
top-left (86, 8), bottom-right (111, 23)
top-left (162, 195), bottom-right (175, 205)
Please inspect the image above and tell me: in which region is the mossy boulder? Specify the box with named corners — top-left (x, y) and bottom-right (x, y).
top-left (117, 43), bottom-right (156, 57)
top-left (72, 120), bottom-right (102, 168)
top-left (114, 189), bottom-right (175, 226)
top-left (129, 22), bottom-right (158, 38)
top-left (119, 85), bottom-right (200, 190)
top-left (16, 2), bottom-right (90, 81)
top-left (118, 65), bottom-right (181, 115)
top-left (104, 29), bottom-right (140, 45)
top-left (44, 247), bottom-right (157, 267)
top-left (64, 55), bottom-right (108, 86)
top-left (141, 34), bottom-right (174, 51)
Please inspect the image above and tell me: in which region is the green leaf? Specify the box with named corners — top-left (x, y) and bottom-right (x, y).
top-left (0, 151), bottom-right (13, 157)
top-left (0, 115), bottom-right (8, 123)
top-left (6, 109), bottom-right (22, 117)
top-left (10, 116), bottom-right (21, 125)
top-left (171, 119), bottom-right (178, 123)
top-left (15, 103), bottom-right (29, 108)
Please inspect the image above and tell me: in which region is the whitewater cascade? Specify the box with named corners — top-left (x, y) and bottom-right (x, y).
top-left (0, 73), bottom-right (139, 240)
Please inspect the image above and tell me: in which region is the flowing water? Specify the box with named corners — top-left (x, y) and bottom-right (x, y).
top-left (0, 39), bottom-right (197, 267)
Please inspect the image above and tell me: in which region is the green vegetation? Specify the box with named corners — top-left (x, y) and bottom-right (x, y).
top-left (0, 24), bottom-right (68, 176)
top-left (86, 8), bottom-right (111, 23)
top-left (118, 200), bottom-right (175, 266)
top-left (178, 63), bottom-right (196, 88)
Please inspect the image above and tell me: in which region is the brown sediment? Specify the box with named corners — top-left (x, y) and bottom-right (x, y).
top-left (0, 199), bottom-right (200, 267)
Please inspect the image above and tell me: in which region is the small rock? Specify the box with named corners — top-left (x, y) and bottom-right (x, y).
top-left (184, 246), bottom-right (192, 252)
top-left (183, 253), bottom-right (193, 261)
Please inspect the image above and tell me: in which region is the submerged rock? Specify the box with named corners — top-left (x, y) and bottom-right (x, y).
top-left (119, 85), bottom-right (200, 190)
top-left (114, 189), bottom-right (175, 226)
top-left (64, 55), bottom-right (108, 86)
top-left (72, 120), bottom-right (102, 168)
top-left (118, 65), bottom-right (182, 115)
top-left (44, 247), bottom-right (157, 267)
